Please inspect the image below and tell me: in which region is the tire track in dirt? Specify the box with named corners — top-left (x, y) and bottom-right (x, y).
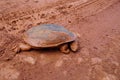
top-left (0, 0), bottom-right (118, 34)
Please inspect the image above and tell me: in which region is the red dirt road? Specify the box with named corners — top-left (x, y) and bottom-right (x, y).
top-left (0, 0), bottom-right (120, 80)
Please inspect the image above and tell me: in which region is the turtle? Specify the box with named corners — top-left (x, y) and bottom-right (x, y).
top-left (14, 24), bottom-right (79, 53)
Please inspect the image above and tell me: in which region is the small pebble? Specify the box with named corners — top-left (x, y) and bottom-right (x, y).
top-left (91, 57), bottom-right (102, 65)
top-left (55, 59), bottom-right (63, 67)
top-left (23, 56), bottom-right (36, 65)
top-left (18, 55), bottom-right (36, 65)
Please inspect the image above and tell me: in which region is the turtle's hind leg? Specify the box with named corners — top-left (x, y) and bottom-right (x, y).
top-left (60, 44), bottom-right (70, 54)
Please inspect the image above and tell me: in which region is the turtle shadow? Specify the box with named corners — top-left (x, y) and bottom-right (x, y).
top-left (30, 47), bottom-right (61, 54)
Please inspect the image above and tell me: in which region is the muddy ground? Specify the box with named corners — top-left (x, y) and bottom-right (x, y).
top-left (0, 0), bottom-right (120, 80)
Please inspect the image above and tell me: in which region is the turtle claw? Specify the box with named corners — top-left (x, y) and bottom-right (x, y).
top-left (12, 45), bottom-right (21, 53)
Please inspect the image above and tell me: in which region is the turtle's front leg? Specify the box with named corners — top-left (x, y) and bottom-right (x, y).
top-left (59, 44), bottom-right (70, 54)
top-left (19, 43), bottom-right (32, 51)
top-left (70, 40), bottom-right (79, 52)
top-left (13, 43), bottom-right (32, 53)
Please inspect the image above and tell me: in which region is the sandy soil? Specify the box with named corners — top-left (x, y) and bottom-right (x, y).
top-left (0, 0), bottom-right (120, 80)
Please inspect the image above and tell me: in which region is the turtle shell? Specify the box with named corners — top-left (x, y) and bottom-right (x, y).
top-left (23, 24), bottom-right (76, 47)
